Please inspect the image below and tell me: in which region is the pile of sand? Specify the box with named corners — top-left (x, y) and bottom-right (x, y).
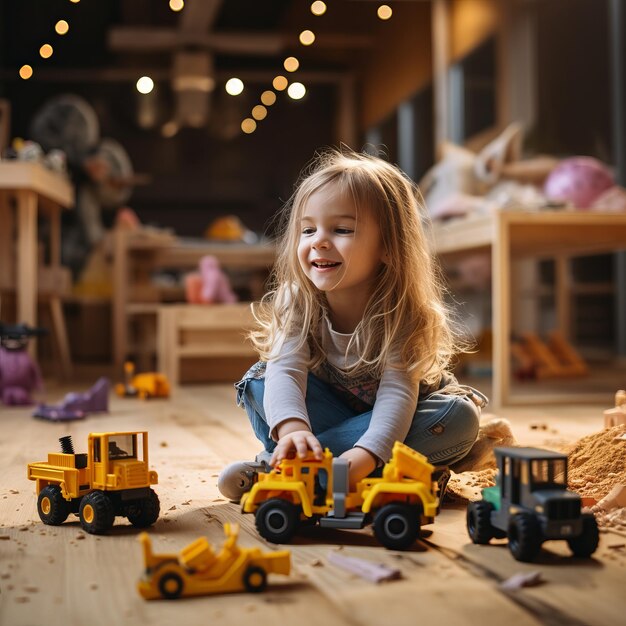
top-left (568, 424), bottom-right (626, 499)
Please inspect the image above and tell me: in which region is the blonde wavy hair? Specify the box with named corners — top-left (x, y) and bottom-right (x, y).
top-left (250, 148), bottom-right (467, 387)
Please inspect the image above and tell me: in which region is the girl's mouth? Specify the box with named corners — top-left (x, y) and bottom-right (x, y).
top-left (312, 260), bottom-right (341, 269)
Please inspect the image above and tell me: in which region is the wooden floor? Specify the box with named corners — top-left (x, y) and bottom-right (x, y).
top-left (1, 381), bottom-right (625, 626)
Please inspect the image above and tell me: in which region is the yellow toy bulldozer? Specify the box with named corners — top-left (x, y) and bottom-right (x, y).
top-left (241, 441), bottom-right (440, 550)
top-left (137, 523), bottom-right (291, 599)
top-left (27, 432), bottom-right (160, 534)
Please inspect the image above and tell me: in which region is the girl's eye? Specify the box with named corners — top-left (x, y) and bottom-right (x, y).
top-left (335, 228), bottom-right (354, 234)
top-left (302, 227), bottom-right (315, 235)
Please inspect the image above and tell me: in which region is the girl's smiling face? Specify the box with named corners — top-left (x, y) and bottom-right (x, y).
top-left (297, 184), bottom-right (385, 299)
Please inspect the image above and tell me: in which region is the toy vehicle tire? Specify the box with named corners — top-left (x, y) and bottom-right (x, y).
top-left (127, 488), bottom-right (160, 528)
top-left (567, 513), bottom-right (599, 558)
top-left (466, 500), bottom-right (496, 544)
top-left (255, 498), bottom-right (299, 544)
top-left (158, 572), bottom-right (184, 599)
top-left (37, 485), bottom-right (70, 525)
top-left (243, 565), bottom-right (267, 593)
top-left (373, 502), bottom-right (420, 551)
top-left (79, 490), bottom-right (115, 534)
top-left (507, 512), bottom-right (541, 562)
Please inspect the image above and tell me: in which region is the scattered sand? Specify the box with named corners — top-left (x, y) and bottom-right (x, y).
top-left (568, 425), bottom-right (626, 499)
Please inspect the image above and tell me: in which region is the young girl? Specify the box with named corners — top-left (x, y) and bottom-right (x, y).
top-left (219, 149), bottom-right (486, 499)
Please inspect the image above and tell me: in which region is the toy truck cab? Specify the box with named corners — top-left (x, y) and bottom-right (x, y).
top-left (241, 442), bottom-right (440, 550)
top-left (467, 447), bottom-right (599, 561)
top-left (28, 432), bottom-right (160, 534)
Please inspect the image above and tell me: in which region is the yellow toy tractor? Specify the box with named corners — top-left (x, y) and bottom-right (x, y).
top-left (27, 432), bottom-right (160, 534)
top-left (137, 523), bottom-right (291, 599)
top-left (241, 441), bottom-right (440, 550)
top-left (115, 361), bottom-right (170, 400)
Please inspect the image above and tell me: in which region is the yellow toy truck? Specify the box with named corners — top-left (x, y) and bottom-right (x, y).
top-left (241, 441), bottom-right (440, 550)
top-left (115, 361), bottom-right (170, 399)
top-left (27, 432), bottom-right (160, 534)
top-left (137, 523), bottom-right (291, 599)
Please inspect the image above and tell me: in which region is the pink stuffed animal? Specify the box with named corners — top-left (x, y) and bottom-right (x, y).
top-left (185, 255), bottom-right (237, 304)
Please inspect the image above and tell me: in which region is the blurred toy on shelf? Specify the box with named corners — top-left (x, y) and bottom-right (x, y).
top-left (0, 323), bottom-right (46, 405)
top-left (137, 522), bottom-right (290, 600)
top-left (419, 122), bottom-right (561, 221)
top-left (544, 156), bottom-right (614, 209)
top-left (184, 255), bottom-right (237, 304)
top-left (115, 361), bottom-right (170, 399)
top-left (33, 377), bottom-right (110, 421)
top-left (205, 215), bottom-right (258, 243)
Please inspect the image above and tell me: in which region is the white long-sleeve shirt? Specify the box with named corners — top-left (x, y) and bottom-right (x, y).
top-left (264, 316), bottom-right (419, 463)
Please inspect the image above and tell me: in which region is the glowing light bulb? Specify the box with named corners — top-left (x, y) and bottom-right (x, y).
top-left (261, 91), bottom-right (276, 106)
top-left (40, 44), bottom-right (53, 59)
top-left (311, 1), bottom-right (326, 16)
top-left (252, 105), bottom-right (267, 121)
top-left (169, 0), bottom-right (184, 12)
top-left (241, 118), bottom-right (257, 134)
top-left (283, 57), bottom-right (299, 73)
top-left (136, 76), bottom-right (154, 94)
top-left (273, 76), bottom-right (288, 91)
top-left (299, 30), bottom-right (315, 46)
top-left (19, 65), bottom-right (33, 80)
top-left (377, 5), bottom-right (393, 20)
top-left (287, 82), bottom-right (306, 100)
top-left (225, 77), bottom-right (244, 96)
top-left (55, 20), bottom-right (69, 35)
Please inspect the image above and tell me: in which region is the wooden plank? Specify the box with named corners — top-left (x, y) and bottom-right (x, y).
top-left (0, 162), bottom-right (74, 208)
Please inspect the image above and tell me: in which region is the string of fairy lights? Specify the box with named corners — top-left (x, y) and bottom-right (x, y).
top-left (234, 1), bottom-right (394, 135)
top-left (18, 0), bottom-right (395, 137)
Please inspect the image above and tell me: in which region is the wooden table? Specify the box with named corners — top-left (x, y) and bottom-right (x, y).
top-left (431, 210), bottom-right (626, 407)
top-left (0, 161), bottom-right (74, 356)
top-left (112, 229), bottom-right (276, 372)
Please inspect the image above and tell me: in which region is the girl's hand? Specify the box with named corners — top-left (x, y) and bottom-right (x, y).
top-left (340, 447), bottom-right (378, 489)
top-left (271, 430), bottom-right (323, 466)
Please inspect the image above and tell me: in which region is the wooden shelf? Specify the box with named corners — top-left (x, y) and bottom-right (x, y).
top-left (431, 209), bottom-right (626, 407)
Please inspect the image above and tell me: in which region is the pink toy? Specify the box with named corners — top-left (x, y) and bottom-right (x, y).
top-left (0, 324), bottom-right (44, 405)
top-left (544, 157), bottom-right (614, 208)
top-left (185, 255), bottom-right (237, 304)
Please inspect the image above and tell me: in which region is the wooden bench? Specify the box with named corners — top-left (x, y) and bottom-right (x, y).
top-left (157, 303), bottom-right (258, 385)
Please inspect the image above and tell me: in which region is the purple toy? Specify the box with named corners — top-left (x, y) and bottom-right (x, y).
top-left (0, 324), bottom-right (45, 406)
top-left (544, 157), bottom-right (614, 209)
top-left (33, 377), bottom-right (110, 421)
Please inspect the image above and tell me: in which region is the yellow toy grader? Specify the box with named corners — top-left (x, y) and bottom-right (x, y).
top-left (137, 523), bottom-right (291, 599)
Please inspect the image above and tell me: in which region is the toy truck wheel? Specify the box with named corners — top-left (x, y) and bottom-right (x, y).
top-left (508, 512), bottom-right (541, 562)
top-left (243, 566), bottom-right (267, 593)
top-left (127, 488), bottom-right (160, 528)
top-left (373, 503), bottom-right (420, 550)
top-left (79, 490), bottom-right (115, 534)
top-left (567, 513), bottom-right (599, 558)
top-left (467, 501), bottom-right (496, 544)
top-left (37, 485), bottom-right (70, 525)
top-left (158, 572), bottom-right (184, 599)
top-left (255, 498), bottom-right (299, 544)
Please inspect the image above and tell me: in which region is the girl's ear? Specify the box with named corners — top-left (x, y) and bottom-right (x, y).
top-left (381, 249), bottom-right (391, 264)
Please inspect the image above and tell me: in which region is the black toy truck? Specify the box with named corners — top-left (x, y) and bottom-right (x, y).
top-left (466, 447), bottom-right (599, 562)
